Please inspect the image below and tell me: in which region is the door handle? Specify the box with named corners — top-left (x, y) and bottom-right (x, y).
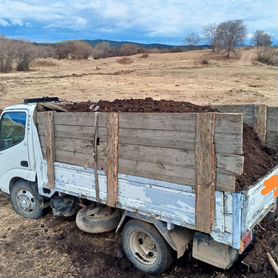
top-left (20, 161), bottom-right (29, 167)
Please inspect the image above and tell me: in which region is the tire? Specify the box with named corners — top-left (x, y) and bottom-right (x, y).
top-left (122, 220), bottom-right (174, 274)
top-left (10, 180), bottom-right (44, 219)
top-left (76, 205), bottom-right (121, 233)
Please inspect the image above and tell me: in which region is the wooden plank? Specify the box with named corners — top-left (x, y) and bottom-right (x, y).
top-left (119, 144), bottom-right (195, 167)
top-left (267, 106), bottom-right (278, 118)
top-left (254, 105), bottom-right (267, 145)
top-left (119, 129), bottom-right (242, 154)
top-left (120, 113), bottom-right (242, 134)
top-left (55, 150), bottom-right (106, 170)
top-left (216, 172), bottom-right (236, 192)
top-left (195, 113), bottom-right (216, 233)
top-left (40, 136), bottom-right (107, 157)
top-left (119, 158), bottom-right (235, 191)
top-left (215, 133), bottom-right (243, 155)
top-left (106, 113), bottom-right (119, 207)
top-left (119, 129), bottom-right (195, 150)
top-left (38, 124), bottom-right (107, 140)
top-left (216, 153), bottom-right (244, 175)
top-left (266, 118), bottom-right (278, 132)
top-left (45, 111), bottom-right (55, 189)
top-left (38, 112), bottom-right (242, 134)
top-left (119, 113), bottom-right (197, 131)
top-left (212, 105), bottom-right (255, 117)
top-left (215, 113), bottom-right (243, 135)
top-left (37, 112), bottom-right (107, 127)
top-left (118, 144), bottom-right (242, 175)
top-left (265, 131), bottom-right (278, 150)
top-left (119, 159), bottom-right (196, 186)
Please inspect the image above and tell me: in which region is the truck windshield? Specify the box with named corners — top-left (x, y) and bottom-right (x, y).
top-left (0, 112), bottom-right (26, 151)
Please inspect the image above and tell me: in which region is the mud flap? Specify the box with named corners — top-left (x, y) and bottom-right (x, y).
top-left (193, 232), bottom-right (238, 269)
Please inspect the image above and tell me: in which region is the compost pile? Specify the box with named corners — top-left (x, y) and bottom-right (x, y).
top-left (61, 98), bottom-right (276, 191)
top-left (63, 98), bottom-right (216, 113)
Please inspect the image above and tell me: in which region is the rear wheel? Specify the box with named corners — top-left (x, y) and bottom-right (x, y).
top-left (10, 180), bottom-right (44, 219)
top-left (122, 220), bottom-right (174, 274)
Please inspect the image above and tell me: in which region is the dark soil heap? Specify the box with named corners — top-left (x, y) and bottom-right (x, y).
top-left (236, 124), bottom-right (277, 190)
top-left (62, 98), bottom-right (276, 191)
top-left (63, 97), bottom-right (215, 113)
top-left (242, 213), bottom-right (278, 274)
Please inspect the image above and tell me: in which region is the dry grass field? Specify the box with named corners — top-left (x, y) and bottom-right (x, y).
top-left (0, 49), bottom-right (277, 109)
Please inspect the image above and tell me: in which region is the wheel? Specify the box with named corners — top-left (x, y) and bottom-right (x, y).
top-left (76, 205), bottom-right (121, 233)
top-left (122, 220), bottom-right (174, 274)
top-left (10, 180), bottom-right (44, 219)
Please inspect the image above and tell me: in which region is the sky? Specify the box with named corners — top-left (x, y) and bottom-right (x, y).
top-left (0, 0), bottom-right (277, 45)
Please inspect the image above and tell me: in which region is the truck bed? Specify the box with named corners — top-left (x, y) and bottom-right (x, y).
top-left (38, 160), bottom-right (277, 250)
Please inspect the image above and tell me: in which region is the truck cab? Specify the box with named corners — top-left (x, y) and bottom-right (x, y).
top-left (0, 104), bottom-right (38, 195)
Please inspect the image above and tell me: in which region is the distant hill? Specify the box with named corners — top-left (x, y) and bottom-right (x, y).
top-left (84, 39), bottom-right (185, 49)
top-left (37, 39), bottom-right (209, 50)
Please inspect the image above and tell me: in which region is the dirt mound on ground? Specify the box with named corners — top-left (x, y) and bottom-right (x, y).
top-left (62, 98), bottom-right (276, 191)
top-left (242, 213), bottom-right (278, 274)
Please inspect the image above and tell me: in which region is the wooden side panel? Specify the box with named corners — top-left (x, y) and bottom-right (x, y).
top-left (106, 113), bottom-right (119, 207)
top-left (254, 105), bottom-right (267, 145)
top-left (212, 105), bottom-right (255, 127)
top-left (45, 111), bottom-right (55, 189)
top-left (37, 112), bottom-right (107, 127)
top-left (266, 107), bottom-right (278, 150)
top-left (214, 104), bottom-right (278, 151)
top-left (195, 113), bottom-right (216, 233)
top-left (37, 111), bottom-right (244, 192)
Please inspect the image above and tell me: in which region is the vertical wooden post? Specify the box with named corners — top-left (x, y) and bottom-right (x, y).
top-left (106, 113), bottom-right (119, 207)
top-left (254, 105), bottom-right (267, 145)
top-left (195, 113), bottom-right (216, 234)
top-left (45, 111), bottom-right (55, 189)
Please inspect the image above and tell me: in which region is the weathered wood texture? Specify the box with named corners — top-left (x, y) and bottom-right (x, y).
top-left (44, 111), bottom-right (55, 188)
top-left (212, 105), bottom-right (255, 127)
top-left (37, 111), bottom-right (244, 192)
top-left (254, 105), bottom-right (267, 145)
top-left (214, 104), bottom-right (278, 150)
top-left (266, 107), bottom-right (278, 150)
top-left (195, 113), bottom-right (216, 233)
top-left (106, 113), bottom-right (119, 207)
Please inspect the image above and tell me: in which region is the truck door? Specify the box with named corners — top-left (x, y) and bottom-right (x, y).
top-left (0, 111), bottom-right (30, 193)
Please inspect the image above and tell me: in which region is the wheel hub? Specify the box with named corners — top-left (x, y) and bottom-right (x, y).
top-left (130, 231), bottom-right (158, 265)
top-left (16, 189), bottom-right (36, 213)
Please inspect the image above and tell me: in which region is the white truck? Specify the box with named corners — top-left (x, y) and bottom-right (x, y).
top-left (0, 98), bottom-right (276, 274)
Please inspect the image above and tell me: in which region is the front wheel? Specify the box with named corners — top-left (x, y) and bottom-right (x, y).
top-left (10, 180), bottom-right (44, 219)
top-left (122, 220), bottom-right (174, 274)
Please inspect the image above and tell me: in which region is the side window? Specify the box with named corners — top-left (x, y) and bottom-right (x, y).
top-left (0, 112), bottom-right (26, 151)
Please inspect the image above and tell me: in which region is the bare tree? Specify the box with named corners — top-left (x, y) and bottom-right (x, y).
top-left (92, 42), bottom-right (113, 59)
top-left (71, 41), bottom-right (93, 59)
top-left (0, 38), bottom-right (16, 73)
top-left (119, 44), bottom-right (142, 56)
top-left (203, 23), bottom-right (218, 52)
top-left (216, 20), bottom-right (247, 58)
top-left (0, 38), bottom-right (39, 72)
top-left (185, 33), bottom-right (200, 49)
top-left (252, 30), bottom-right (272, 47)
top-left (16, 41), bottom-right (38, 71)
top-left (56, 41), bottom-right (93, 59)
